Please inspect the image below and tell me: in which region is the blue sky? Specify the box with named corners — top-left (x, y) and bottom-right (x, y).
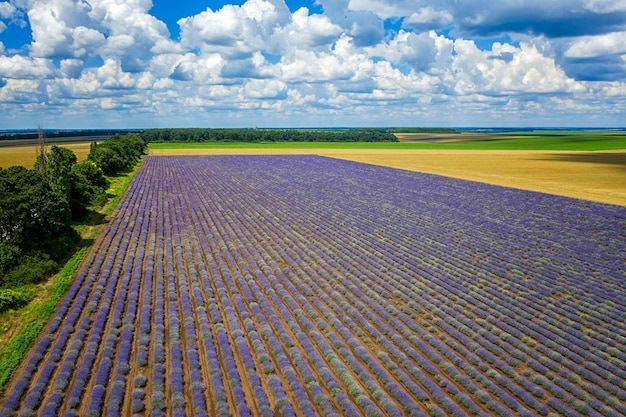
top-left (0, 0), bottom-right (625, 128)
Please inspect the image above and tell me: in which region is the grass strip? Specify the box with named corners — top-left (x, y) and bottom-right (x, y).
top-left (0, 247), bottom-right (86, 393)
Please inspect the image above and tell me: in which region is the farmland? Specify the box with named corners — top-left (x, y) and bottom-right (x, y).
top-left (0, 142), bottom-right (93, 169)
top-left (1, 155), bottom-right (624, 416)
top-left (150, 146), bottom-right (626, 207)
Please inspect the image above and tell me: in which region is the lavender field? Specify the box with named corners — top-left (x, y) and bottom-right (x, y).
top-left (1, 155), bottom-right (625, 417)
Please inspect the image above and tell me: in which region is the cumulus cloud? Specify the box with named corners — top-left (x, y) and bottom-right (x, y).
top-left (368, 31), bottom-right (443, 73)
top-left (273, 8), bottom-right (342, 50)
top-left (0, 55), bottom-right (55, 78)
top-left (404, 7), bottom-right (454, 32)
top-left (90, 0), bottom-right (176, 71)
top-left (450, 0), bottom-right (626, 38)
top-left (178, 0), bottom-right (290, 57)
top-left (0, 1), bottom-right (17, 19)
top-left (451, 40), bottom-right (584, 95)
top-left (0, 0), bottom-right (624, 127)
top-left (314, 0), bottom-right (383, 46)
top-left (60, 59), bottom-right (83, 78)
top-left (565, 32), bottom-right (626, 58)
top-left (27, 0), bottom-right (94, 58)
top-left (244, 79), bottom-right (288, 99)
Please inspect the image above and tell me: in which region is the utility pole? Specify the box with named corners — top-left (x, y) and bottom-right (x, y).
top-left (35, 125), bottom-right (48, 179)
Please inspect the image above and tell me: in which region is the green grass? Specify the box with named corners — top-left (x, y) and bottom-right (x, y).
top-left (0, 247), bottom-right (87, 394)
top-left (149, 132), bottom-right (626, 151)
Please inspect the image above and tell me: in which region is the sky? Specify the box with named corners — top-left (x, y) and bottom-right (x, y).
top-left (0, 0), bottom-right (625, 129)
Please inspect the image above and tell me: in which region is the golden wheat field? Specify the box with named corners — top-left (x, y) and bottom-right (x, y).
top-left (0, 142), bottom-right (92, 169)
top-left (150, 147), bottom-right (626, 207)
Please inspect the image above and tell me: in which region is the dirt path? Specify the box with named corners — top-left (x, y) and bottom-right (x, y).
top-left (150, 148), bottom-right (626, 207)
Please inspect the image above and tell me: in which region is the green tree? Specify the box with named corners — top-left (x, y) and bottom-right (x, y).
top-left (87, 134), bottom-right (146, 176)
top-left (46, 145), bottom-right (77, 197)
top-left (88, 145), bottom-right (126, 176)
top-left (71, 161), bottom-right (109, 215)
top-left (0, 165), bottom-right (77, 286)
top-left (45, 145), bottom-right (101, 220)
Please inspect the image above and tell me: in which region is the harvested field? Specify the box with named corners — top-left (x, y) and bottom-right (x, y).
top-left (150, 147), bottom-right (626, 207)
top-left (0, 142), bottom-right (92, 168)
top-left (2, 155), bottom-right (624, 417)
top-left (394, 133), bottom-right (528, 142)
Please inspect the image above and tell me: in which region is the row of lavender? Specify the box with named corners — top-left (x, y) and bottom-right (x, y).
top-left (1, 155), bottom-right (624, 416)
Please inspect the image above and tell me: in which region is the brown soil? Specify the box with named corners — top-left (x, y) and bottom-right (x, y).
top-left (150, 148), bottom-right (626, 207)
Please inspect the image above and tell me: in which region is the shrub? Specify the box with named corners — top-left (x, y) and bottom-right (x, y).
top-left (0, 288), bottom-right (31, 313)
top-left (2, 253), bottom-right (57, 287)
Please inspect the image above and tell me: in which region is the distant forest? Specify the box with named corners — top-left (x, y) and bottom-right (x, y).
top-left (140, 128), bottom-right (399, 142)
top-left (0, 129), bottom-right (138, 141)
top-left (0, 127), bottom-right (461, 144)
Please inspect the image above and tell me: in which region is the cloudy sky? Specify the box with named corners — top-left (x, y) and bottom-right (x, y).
top-left (1, 0), bottom-right (625, 128)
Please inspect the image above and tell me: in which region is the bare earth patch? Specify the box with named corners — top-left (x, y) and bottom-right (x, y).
top-left (150, 148), bottom-right (626, 207)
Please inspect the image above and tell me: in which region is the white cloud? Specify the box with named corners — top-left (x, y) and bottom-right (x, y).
top-left (347, 0), bottom-right (412, 19)
top-left (52, 71), bottom-right (100, 98)
top-left (565, 32), bottom-right (626, 58)
top-left (85, 0), bottom-right (176, 71)
top-left (96, 58), bottom-right (138, 89)
top-left (178, 0), bottom-right (289, 57)
top-left (60, 59), bottom-right (83, 78)
top-left (582, 0), bottom-right (626, 13)
top-left (275, 8), bottom-right (342, 49)
top-left (368, 30), bottom-right (442, 73)
top-left (0, 78), bottom-right (46, 103)
top-left (404, 7), bottom-right (453, 31)
top-left (602, 81), bottom-right (626, 96)
top-left (452, 40), bottom-right (585, 95)
top-left (0, 0), bottom-right (624, 127)
top-left (244, 79), bottom-right (287, 99)
top-left (277, 43), bottom-right (356, 84)
top-left (0, 1), bottom-right (17, 19)
top-left (27, 0), bottom-right (94, 58)
top-left (72, 26), bottom-right (106, 57)
top-left (0, 55), bottom-right (55, 78)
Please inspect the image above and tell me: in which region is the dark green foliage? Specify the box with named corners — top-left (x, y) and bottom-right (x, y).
top-left (1, 252), bottom-right (58, 288)
top-left (88, 133), bottom-right (146, 176)
top-left (140, 128), bottom-right (399, 143)
top-left (0, 166), bottom-right (74, 254)
top-left (70, 161), bottom-right (110, 219)
top-left (88, 145), bottom-right (125, 176)
top-left (0, 243), bottom-right (21, 278)
top-left (0, 148), bottom-right (100, 287)
top-left (47, 145), bottom-right (77, 196)
top-left (72, 160), bottom-right (109, 191)
top-left (0, 129), bottom-right (139, 141)
top-left (0, 288), bottom-right (31, 313)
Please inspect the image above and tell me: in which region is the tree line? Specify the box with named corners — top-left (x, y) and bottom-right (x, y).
top-left (0, 129), bottom-right (140, 142)
top-left (140, 128), bottom-right (398, 143)
top-left (0, 134), bottom-right (145, 312)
